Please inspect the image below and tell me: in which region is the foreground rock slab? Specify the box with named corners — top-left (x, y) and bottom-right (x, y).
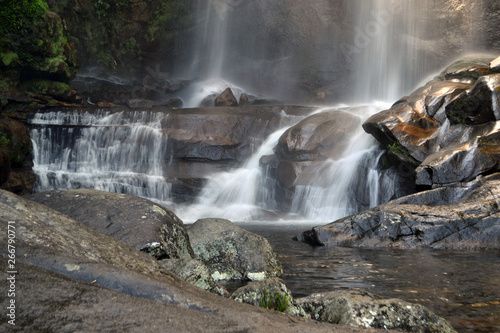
top-left (25, 189), bottom-right (194, 259)
top-left (187, 218), bottom-right (283, 281)
top-left (296, 289), bottom-right (456, 333)
top-left (0, 189), bottom-right (385, 333)
top-left (298, 174), bottom-right (500, 249)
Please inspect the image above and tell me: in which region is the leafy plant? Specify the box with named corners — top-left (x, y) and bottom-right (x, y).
top-left (259, 289), bottom-right (290, 312)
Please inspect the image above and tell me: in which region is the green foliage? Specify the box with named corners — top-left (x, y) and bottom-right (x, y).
top-left (1, 52), bottom-right (19, 67)
top-left (259, 289), bottom-right (290, 312)
top-left (21, 80), bottom-right (70, 99)
top-left (0, 132), bottom-right (9, 147)
top-left (0, 0), bottom-right (48, 35)
top-left (94, 0), bottom-right (111, 19)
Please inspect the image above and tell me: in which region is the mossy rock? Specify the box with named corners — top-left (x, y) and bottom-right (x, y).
top-left (21, 79), bottom-right (71, 101)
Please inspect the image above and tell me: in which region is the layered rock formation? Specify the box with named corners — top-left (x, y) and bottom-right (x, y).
top-left (299, 55), bottom-right (500, 249)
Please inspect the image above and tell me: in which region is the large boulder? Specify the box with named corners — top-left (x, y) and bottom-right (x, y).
top-left (298, 174), bottom-right (500, 249)
top-left (296, 289), bottom-right (456, 333)
top-left (276, 110), bottom-right (362, 162)
top-left (25, 189), bottom-right (194, 259)
top-left (187, 218), bottom-right (283, 281)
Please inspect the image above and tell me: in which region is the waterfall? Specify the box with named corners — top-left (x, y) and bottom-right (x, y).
top-left (30, 109), bottom-right (173, 202)
top-left (176, 127), bottom-right (289, 222)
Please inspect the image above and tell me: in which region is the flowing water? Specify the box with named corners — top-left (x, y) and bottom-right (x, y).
top-left (240, 223), bottom-right (500, 333)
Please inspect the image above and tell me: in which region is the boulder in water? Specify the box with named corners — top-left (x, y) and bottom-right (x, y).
top-left (295, 289), bottom-right (457, 333)
top-left (187, 218), bottom-right (283, 281)
top-left (297, 174), bottom-right (500, 249)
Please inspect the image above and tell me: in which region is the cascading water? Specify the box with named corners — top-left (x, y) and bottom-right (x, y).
top-left (30, 109), bottom-right (172, 202)
top-left (29, 1), bottom-right (489, 224)
top-left (177, 127), bottom-right (289, 222)
top-left (290, 105), bottom-right (395, 221)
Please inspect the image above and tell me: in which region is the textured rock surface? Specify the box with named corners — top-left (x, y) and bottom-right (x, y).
top-left (276, 110), bottom-right (362, 162)
top-left (298, 174), bottom-right (500, 249)
top-left (25, 189), bottom-right (193, 259)
top-left (160, 258), bottom-right (228, 296)
top-left (231, 277), bottom-right (306, 317)
top-left (187, 218), bottom-right (283, 281)
top-left (363, 55), bottom-right (500, 188)
top-left (296, 289), bottom-right (456, 333)
top-left (1, 190), bottom-right (379, 333)
top-left (215, 88), bottom-right (238, 106)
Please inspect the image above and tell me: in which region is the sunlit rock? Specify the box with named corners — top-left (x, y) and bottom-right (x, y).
top-left (187, 218), bottom-right (283, 281)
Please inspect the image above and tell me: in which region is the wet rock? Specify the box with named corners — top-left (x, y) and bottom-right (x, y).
top-left (231, 278), bottom-right (306, 317)
top-left (160, 258), bottom-right (228, 296)
top-left (1, 190), bottom-right (368, 333)
top-left (162, 97), bottom-right (184, 108)
top-left (187, 218), bottom-right (283, 281)
top-left (200, 94), bottom-right (217, 107)
top-left (25, 189), bottom-right (194, 259)
top-left (276, 110), bottom-right (362, 162)
top-left (363, 80), bottom-right (471, 165)
top-left (445, 74), bottom-right (500, 125)
top-left (298, 174), bottom-right (500, 249)
top-left (490, 55), bottom-right (500, 73)
top-left (239, 93), bottom-right (250, 105)
top-left (215, 87), bottom-right (238, 107)
top-left (415, 127), bottom-right (500, 186)
top-left (296, 289), bottom-right (457, 333)
top-left (160, 106), bottom-right (312, 164)
top-left (127, 98), bottom-right (156, 109)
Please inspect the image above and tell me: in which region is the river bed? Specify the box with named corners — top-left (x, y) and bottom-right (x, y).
top-left (237, 223), bottom-right (500, 333)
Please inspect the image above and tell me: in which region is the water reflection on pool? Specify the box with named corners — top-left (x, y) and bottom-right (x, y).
top-left (239, 223), bottom-right (500, 333)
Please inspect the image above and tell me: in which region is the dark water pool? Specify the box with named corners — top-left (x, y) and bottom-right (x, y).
top-left (238, 223), bottom-right (500, 333)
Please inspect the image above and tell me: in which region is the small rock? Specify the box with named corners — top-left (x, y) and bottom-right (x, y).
top-left (215, 88), bottom-right (238, 107)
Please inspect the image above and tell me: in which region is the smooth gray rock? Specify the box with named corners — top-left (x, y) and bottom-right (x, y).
top-left (296, 289), bottom-right (457, 333)
top-left (25, 189), bottom-right (194, 259)
top-left (187, 218), bottom-right (283, 281)
top-left (298, 174), bottom-right (500, 249)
